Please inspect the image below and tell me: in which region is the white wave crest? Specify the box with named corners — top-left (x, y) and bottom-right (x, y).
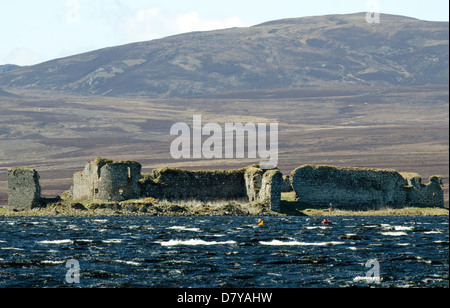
top-left (396, 243), bottom-right (411, 246)
top-left (380, 232), bottom-right (408, 236)
top-left (41, 260), bottom-right (65, 264)
top-left (114, 260), bottom-right (141, 266)
top-left (159, 239), bottom-right (236, 246)
top-left (92, 219), bottom-right (108, 223)
top-left (259, 240), bottom-right (344, 246)
top-left (306, 226), bottom-right (329, 230)
top-left (353, 276), bottom-right (381, 283)
top-left (392, 226), bottom-right (414, 231)
top-left (38, 239), bottom-right (73, 244)
top-left (103, 239), bottom-right (122, 243)
top-left (168, 226), bottom-right (201, 232)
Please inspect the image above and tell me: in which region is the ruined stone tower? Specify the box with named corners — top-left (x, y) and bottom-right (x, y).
top-left (403, 174), bottom-right (444, 207)
top-left (70, 158), bottom-right (141, 202)
top-left (258, 169), bottom-right (283, 212)
top-left (7, 167), bottom-right (41, 211)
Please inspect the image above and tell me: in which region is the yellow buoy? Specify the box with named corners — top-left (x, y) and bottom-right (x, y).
top-left (258, 219), bottom-right (264, 226)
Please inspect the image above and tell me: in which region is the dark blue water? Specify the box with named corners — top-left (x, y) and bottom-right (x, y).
top-left (0, 216), bottom-right (448, 288)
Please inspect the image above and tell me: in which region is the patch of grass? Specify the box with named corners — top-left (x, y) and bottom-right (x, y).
top-left (280, 192), bottom-right (449, 216)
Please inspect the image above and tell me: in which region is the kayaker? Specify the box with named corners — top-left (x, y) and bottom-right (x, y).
top-left (321, 218), bottom-right (331, 225)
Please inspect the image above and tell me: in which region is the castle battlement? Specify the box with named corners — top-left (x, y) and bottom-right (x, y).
top-left (70, 158), bottom-right (142, 203)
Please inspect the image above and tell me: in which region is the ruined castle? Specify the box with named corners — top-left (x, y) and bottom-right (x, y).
top-left (67, 158), bottom-right (282, 211)
top-left (7, 158), bottom-right (444, 212)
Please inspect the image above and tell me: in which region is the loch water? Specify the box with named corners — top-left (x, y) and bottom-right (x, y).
top-left (0, 216), bottom-right (448, 288)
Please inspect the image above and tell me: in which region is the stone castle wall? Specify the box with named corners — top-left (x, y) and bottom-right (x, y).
top-left (290, 165), bottom-right (444, 208)
top-left (140, 167), bottom-right (247, 201)
top-left (7, 167), bottom-right (41, 211)
top-left (403, 174), bottom-right (444, 207)
top-left (258, 169), bottom-right (283, 212)
top-left (139, 165), bottom-right (283, 210)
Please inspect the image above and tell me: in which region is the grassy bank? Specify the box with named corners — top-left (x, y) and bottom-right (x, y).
top-left (279, 192), bottom-right (449, 217)
top-left (0, 192), bottom-right (448, 217)
top-left (0, 198), bottom-right (278, 217)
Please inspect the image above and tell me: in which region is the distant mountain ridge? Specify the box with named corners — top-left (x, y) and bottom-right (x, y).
top-left (0, 13), bottom-right (448, 98)
top-left (0, 64), bottom-right (20, 73)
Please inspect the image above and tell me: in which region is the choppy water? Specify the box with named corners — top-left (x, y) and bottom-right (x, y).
top-left (0, 216), bottom-right (448, 288)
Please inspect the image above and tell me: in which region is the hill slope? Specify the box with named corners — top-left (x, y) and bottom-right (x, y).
top-left (0, 88), bottom-right (19, 98)
top-left (0, 13), bottom-right (448, 98)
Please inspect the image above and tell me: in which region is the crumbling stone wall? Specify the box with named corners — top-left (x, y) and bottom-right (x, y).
top-left (139, 164), bottom-right (282, 211)
top-left (291, 165), bottom-right (444, 208)
top-left (403, 174), bottom-right (444, 207)
top-left (291, 165), bottom-right (407, 208)
top-left (140, 167), bottom-right (247, 201)
top-left (70, 158), bottom-right (141, 202)
top-left (7, 167), bottom-right (41, 211)
top-left (70, 159), bottom-right (102, 202)
top-left (244, 166), bottom-right (264, 202)
top-left (282, 175), bottom-right (293, 192)
top-left (258, 169), bottom-right (283, 212)
top-left (96, 161), bottom-right (141, 202)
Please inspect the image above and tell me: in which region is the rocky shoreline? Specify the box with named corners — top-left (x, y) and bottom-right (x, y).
top-left (0, 197), bottom-right (282, 217)
top-left (1, 193), bottom-right (448, 217)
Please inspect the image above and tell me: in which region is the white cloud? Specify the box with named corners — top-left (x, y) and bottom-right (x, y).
top-left (119, 7), bottom-right (167, 42)
top-left (136, 7), bottom-right (161, 21)
top-left (119, 8), bottom-right (248, 43)
top-left (65, 0), bottom-right (81, 24)
top-left (174, 11), bottom-right (247, 33)
top-left (4, 48), bottom-right (45, 66)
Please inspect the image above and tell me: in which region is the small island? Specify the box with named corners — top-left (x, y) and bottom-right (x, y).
top-left (2, 157), bottom-right (447, 217)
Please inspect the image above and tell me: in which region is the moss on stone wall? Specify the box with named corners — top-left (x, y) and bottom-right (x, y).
top-left (7, 167), bottom-right (41, 211)
top-left (291, 164), bottom-right (444, 209)
top-left (143, 167), bottom-right (247, 201)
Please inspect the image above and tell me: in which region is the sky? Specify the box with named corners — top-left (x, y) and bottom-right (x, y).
top-left (1, 0), bottom-right (449, 66)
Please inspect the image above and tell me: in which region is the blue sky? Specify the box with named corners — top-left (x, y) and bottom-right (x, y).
top-left (1, 0), bottom-right (449, 66)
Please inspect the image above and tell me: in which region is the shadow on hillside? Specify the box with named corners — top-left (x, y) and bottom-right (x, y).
top-left (279, 192), bottom-right (333, 216)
